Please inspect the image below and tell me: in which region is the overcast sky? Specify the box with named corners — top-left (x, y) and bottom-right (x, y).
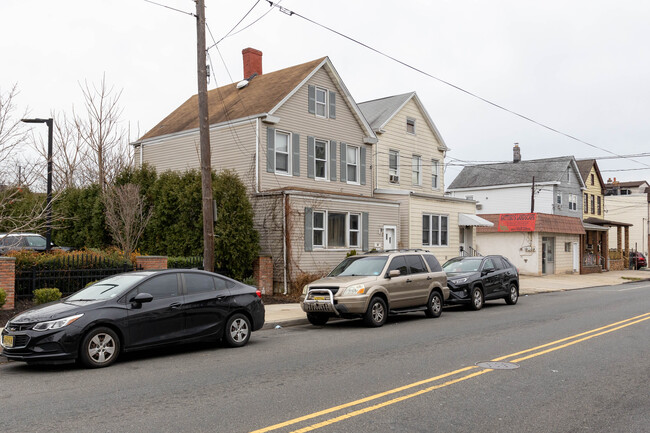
top-left (2, 0), bottom-right (649, 185)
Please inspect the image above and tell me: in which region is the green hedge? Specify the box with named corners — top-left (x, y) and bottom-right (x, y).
top-left (8, 249), bottom-right (132, 272)
top-left (0, 288), bottom-right (6, 308)
top-left (34, 288), bottom-right (62, 305)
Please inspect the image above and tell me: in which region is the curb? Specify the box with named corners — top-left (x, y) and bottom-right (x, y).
top-left (261, 318), bottom-right (309, 330)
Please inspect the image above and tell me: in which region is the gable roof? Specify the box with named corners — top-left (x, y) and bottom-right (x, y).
top-left (448, 156), bottom-right (585, 190)
top-left (358, 92), bottom-right (448, 151)
top-left (138, 57), bottom-right (374, 142)
top-left (575, 158), bottom-right (605, 194)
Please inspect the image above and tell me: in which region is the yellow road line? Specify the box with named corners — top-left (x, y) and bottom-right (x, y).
top-left (251, 312), bottom-right (650, 433)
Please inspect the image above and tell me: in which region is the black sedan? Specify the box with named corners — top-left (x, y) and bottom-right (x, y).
top-left (1, 269), bottom-right (265, 368)
top-left (442, 255), bottom-right (519, 310)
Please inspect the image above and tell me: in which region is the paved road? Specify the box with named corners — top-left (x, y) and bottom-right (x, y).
top-left (2, 282), bottom-right (649, 433)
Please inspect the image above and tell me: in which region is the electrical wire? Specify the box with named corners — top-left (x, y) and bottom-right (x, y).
top-left (207, 0), bottom-right (262, 50)
top-left (143, 0), bottom-right (195, 17)
top-left (265, 1), bottom-right (650, 169)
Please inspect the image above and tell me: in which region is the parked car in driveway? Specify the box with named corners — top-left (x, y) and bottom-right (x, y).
top-left (442, 255), bottom-right (519, 310)
top-left (1, 269), bottom-right (265, 368)
top-left (300, 250), bottom-right (448, 327)
top-left (0, 233), bottom-right (73, 255)
top-left (629, 252), bottom-right (646, 270)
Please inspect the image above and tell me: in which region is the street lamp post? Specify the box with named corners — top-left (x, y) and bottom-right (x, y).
top-left (21, 117), bottom-right (53, 252)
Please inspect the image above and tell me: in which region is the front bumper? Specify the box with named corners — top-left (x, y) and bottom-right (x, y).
top-left (1, 326), bottom-right (81, 363)
top-left (445, 282), bottom-right (471, 304)
top-left (301, 290), bottom-right (368, 316)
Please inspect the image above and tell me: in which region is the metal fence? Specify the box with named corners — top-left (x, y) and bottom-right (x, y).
top-left (167, 256), bottom-right (204, 270)
top-left (14, 255), bottom-right (139, 299)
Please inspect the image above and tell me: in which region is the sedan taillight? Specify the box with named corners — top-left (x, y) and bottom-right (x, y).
top-left (256, 290), bottom-right (262, 298)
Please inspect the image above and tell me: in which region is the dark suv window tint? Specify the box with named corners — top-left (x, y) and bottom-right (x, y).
top-left (387, 256), bottom-right (408, 276)
top-left (423, 254), bottom-right (442, 272)
top-left (137, 274), bottom-right (179, 299)
top-left (184, 273), bottom-right (215, 295)
top-left (482, 258), bottom-right (496, 271)
top-left (405, 255), bottom-right (427, 274)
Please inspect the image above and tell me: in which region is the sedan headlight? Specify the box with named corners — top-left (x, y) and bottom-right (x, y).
top-left (341, 284), bottom-right (365, 296)
top-left (32, 314), bottom-right (84, 332)
top-left (450, 277), bottom-right (468, 285)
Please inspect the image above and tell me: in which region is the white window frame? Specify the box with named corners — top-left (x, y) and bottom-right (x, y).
top-left (406, 117), bottom-right (416, 134)
top-left (275, 130), bottom-right (291, 175)
top-left (312, 210), bottom-right (361, 249)
top-left (412, 155), bottom-right (422, 186)
top-left (389, 150), bottom-right (400, 184)
top-left (556, 193), bottom-right (562, 205)
top-left (315, 87), bottom-right (328, 118)
top-left (314, 139), bottom-right (329, 180)
top-left (568, 194), bottom-right (577, 211)
top-left (422, 214), bottom-right (448, 247)
top-left (431, 159), bottom-right (439, 189)
top-left (346, 145), bottom-right (359, 184)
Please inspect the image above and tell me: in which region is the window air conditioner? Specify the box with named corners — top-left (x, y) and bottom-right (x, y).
top-left (389, 174), bottom-right (399, 183)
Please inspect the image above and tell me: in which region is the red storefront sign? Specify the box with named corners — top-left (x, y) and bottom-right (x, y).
top-left (498, 213), bottom-right (537, 232)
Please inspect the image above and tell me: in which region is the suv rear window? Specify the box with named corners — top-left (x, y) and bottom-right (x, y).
top-left (405, 255), bottom-right (427, 274)
top-left (423, 254), bottom-right (442, 272)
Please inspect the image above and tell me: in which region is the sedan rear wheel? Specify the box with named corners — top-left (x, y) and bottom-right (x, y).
top-left (80, 327), bottom-right (120, 368)
top-left (470, 287), bottom-right (484, 311)
top-left (224, 313), bottom-right (251, 347)
top-left (505, 283), bottom-right (519, 305)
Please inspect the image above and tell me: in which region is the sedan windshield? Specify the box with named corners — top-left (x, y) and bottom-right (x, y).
top-left (443, 258), bottom-right (483, 273)
top-left (329, 256), bottom-right (388, 277)
top-left (67, 274), bottom-right (146, 301)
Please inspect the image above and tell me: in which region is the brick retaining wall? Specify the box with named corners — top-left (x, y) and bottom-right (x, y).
top-left (253, 256), bottom-right (273, 295)
top-left (135, 256), bottom-right (168, 271)
top-left (0, 257), bottom-right (16, 310)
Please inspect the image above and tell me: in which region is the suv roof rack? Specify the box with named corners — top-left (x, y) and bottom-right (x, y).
top-left (363, 248), bottom-right (431, 254)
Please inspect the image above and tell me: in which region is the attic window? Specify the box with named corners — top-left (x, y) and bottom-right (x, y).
top-left (315, 87), bottom-right (327, 117)
top-left (407, 118), bottom-right (416, 134)
top-left (590, 174), bottom-right (594, 186)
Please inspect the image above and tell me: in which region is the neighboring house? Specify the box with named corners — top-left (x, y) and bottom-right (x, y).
top-left (605, 179), bottom-right (649, 259)
top-left (476, 213), bottom-right (584, 275)
top-left (133, 48), bottom-right (400, 292)
top-left (358, 92), bottom-right (491, 262)
top-left (575, 159), bottom-right (632, 271)
top-left (447, 145), bottom-right (585, 217)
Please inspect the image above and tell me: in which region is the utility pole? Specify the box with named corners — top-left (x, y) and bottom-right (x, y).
top-left (530, 176), bottom-right (535, 213)
top-left (195, 0), bottom-right (215, 272)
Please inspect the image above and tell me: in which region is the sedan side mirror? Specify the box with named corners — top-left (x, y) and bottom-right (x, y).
top-left (130, 292), bottom-right (154, 305)
top-left (387, 269), bottom-right (401, 278)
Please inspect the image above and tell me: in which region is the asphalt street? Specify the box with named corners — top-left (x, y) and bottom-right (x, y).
top-left (1, 282), bottom-right (649, 433)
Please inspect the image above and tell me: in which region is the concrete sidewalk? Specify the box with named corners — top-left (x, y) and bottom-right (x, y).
top-left (261, 269), bottom-right (650, 329)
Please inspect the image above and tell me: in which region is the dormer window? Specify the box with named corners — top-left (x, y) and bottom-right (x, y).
top-left (407, 118), bottom-right (416, 134)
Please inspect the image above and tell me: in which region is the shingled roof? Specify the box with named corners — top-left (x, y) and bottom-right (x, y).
top-left (139, 57), bottom-right (327, 141)
top-left (477, 213), bottom-right (585, 234)
top-left (448, 156), bottom-right (582, 190)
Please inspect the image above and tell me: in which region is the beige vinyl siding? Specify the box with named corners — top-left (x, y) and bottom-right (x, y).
top-left (260, 68), bottom-right (373, 196)
top-left (375, 99), bottom-right (445, 193)
top-left (140, 122), bottom-right (257, 190)
top-left (252, 194), bottom-right (287, 288)
top-left (373, 193), bottom-right (411, 248)
top-left (286, 195), bottom-right (399, 278)
top-left (550, 234), bottom-right (580, 274)
top-left (583, 166), bottom-right (605, 219)
top-left (409, 195), bottom-right (476, 262)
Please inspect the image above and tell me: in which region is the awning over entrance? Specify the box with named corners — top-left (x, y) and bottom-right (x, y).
top-left (459, 213), bottom-right (494, 227)
top-left (583, 222), bottom-right (609, 232)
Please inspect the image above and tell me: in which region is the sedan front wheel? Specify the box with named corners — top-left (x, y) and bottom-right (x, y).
top-left (79, 327), bottom-right (120, 368)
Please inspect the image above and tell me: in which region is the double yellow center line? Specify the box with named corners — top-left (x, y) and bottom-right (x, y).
top-left (251, 312), bottom-right (650, 433)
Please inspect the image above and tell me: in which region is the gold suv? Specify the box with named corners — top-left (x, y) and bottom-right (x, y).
top-left (300, 250), bottom-right (449, 327)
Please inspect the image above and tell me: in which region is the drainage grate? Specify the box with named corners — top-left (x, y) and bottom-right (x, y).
top-left (476, 361), bottom-right (520, 370)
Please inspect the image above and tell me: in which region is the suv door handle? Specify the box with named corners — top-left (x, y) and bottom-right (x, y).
top-left (427, 276), bottom-right (432, 280)
top-left (406, 279), bottom-right (412, 283)
top-left (169, 302), bottom-right (182, 310)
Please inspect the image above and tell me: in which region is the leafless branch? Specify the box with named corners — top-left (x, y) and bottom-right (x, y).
top-left (103, 183), bottom-right (153, 258)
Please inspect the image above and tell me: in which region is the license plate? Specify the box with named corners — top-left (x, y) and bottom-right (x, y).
top-left (2, 335), bottom-right (13, 348)
top-left (304, 303), bottom-right (333, 312)
top-left (313, 296), bottom-right (326, 300)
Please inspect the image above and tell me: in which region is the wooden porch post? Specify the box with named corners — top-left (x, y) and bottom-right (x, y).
top-left (603, 230), bottom-right (609, 271)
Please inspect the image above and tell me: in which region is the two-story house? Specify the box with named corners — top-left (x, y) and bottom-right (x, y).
top-left (133, 49), bottom-right (400, 292)
top-left (447, 145), bottom-right (588, 275)
top-left (605, 179), bottom-right (648, 260)
top-left (358, 92), bottom-right (491, 262)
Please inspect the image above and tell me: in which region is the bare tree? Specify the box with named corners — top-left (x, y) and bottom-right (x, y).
top-left (0, 84), bottom-right (29, 185)
top-left (103, 183), bottom-right (153, 258)
top-left (74, 75), bottom-right (132, 190)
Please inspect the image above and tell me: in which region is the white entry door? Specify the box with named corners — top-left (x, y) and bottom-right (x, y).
top-left (572, 242), bottom-right (579, 272)
top-left (383, 226), bottom-right (396, 250)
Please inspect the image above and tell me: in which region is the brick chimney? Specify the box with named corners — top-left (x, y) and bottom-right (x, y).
top-left (242, 48), bottom-right (262, 79)
top-left (513, 143), bottom-right (521, 163)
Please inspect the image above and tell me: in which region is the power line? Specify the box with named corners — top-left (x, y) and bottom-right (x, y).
top-left (143, 0), bottom-right (195, 17)
top-left (207, 0), bottom-right (262, 50)
top-left (265, 1), bottom-right (650, 169)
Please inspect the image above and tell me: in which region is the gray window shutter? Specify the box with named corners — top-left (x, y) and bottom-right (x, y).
top-left (307, 136), bottom-right (315, 179)
top-left (308, 85), bottom-right (315, 114)
top-left (304, 207), bottom-right (313, 252)
top-left (329, 91), bottom-right (336, 119)
top-left (329, 140), bottom-right (337, 181)
top-left (340, 142), bottom-right (347, 182)
top-left (360, 146), bottom-right (367, 185)
top-left (362, 212), bottom-right (369, 251)
top-left (292, 133), bottom-right (300, 176)
top-left (266, 127), bottom-right (275, 173)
